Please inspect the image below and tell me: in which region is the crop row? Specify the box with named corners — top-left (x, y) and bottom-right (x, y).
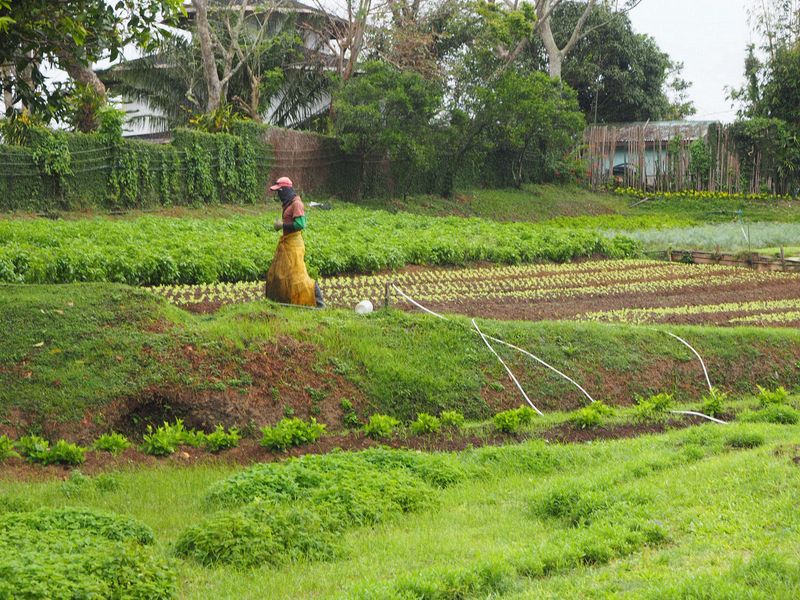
top-left (324, 267), bottom-right (775, 302)
top-left (383, 273), bottom-right (785, 305)
top-left (322, 259), bottom-right (692, 287)
top-left (579, 299), bottom-right (800, 325)
top-left (0, 206), bottom-right (640, 285)
top-left (151, 262), bottom-right (799, 315)
top-left (323, 261), bottom-right (714, 291)
top-left (731, 311), bottom-right (800, 325)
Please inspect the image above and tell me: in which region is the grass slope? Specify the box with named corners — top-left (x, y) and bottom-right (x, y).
top-left (2, 284), bottom-right (799, 436)
top-left (1, 423), bottom-right (798, 598)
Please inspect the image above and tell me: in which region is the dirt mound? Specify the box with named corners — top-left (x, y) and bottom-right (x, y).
top-left (10, 336), bottom-right (368, 444)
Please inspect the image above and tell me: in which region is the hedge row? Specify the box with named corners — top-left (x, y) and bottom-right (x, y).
top-left (0, 207), bottom-right (642, 284)
top-left (0, 122), bottom-right (272, 211)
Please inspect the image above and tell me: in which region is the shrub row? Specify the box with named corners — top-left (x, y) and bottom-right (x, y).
top-left (0, 123), bottom-right (270, 211)
top-left (0, 207), bottom-right (642, 284)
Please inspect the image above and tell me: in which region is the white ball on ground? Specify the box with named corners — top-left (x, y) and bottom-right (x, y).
top-left (355, 300), bottom-right (373, 315)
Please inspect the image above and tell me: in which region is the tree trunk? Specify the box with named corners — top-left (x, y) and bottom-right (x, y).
top-left (193, 0), bottom-right (222, 113)
top-left (1, 65), bottom-right (14, 113)
top-left (545, 46), bottom-right (563, 79)
top-left (56, 54), bottom-right (107, 98)
top-left (535, 0), bottom-right (595, 80)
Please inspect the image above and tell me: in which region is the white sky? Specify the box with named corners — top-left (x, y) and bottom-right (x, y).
top-left (627, 0), bottom-right (755, 123)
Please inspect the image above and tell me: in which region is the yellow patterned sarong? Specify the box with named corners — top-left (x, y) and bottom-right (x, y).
top-left (265, 231), bottom-right (316, 306)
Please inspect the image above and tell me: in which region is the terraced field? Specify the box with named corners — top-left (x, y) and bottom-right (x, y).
top-left (152, 259), bottom-right (800, 327)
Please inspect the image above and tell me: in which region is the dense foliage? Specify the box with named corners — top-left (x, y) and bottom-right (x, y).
top-left (333, 61), bottom-right (442, 198)
top-left (0, 507), bottom-right (175, 598)
top-left (0, 207), bottom-right (640, 285)
top-left (532, 1), bottom-right (695, 122)
top-left (178, 449), bottom-right (466, 567)
top-left (0, 121), bottom-right (270, 211)
top-left (0, 0), bottom-right (182, 122)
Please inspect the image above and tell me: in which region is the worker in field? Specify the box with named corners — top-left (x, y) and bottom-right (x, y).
top-left (265, 176), bottom-right (324, 308)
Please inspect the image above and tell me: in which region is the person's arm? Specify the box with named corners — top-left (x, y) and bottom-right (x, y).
top-left (282, 215), bottom-right (306, 234)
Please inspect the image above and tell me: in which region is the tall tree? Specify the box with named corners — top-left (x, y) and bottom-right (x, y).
top-left (0, 0), bottom-right (182, 121)
top-left (311, 0), bottom-right (375, 83)
top-left (747, 0), bottom-right (800, 59)
top-left (497, 0), bottom-right (646, 78)
top-left (191, 0), bottom-right (283, 114)
top-left (530, 1), bottom-right (694, 122)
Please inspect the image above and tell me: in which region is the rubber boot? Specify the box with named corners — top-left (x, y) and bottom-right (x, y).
top-left (314, 282), bottom-right (325, 308)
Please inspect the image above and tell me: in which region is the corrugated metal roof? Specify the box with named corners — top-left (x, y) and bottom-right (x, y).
top-left (586, 121), bottom-right (718, 142)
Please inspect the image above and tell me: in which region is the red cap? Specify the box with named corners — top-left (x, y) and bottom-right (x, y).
top-left (269, 176), bottom-right (293, 191)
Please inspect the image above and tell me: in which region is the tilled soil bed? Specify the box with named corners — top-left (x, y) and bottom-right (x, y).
top-left (153, 260), bottom-right (800, 327)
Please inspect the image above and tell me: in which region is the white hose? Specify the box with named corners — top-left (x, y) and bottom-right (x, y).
top-left (393, 285), bottom-right (596, 407)
top-left (480, 333), bottom-right (597, 404)
top-left (393, 285), bottom-right (730, 426)
top-left (670, 410), bottom-right (728, 425)
top-left (472, 319), bottom-right (542, 415)
top-left (392, 286), bottom-right (448, 320)
top-left (664, 332), bottom-right (714, 392)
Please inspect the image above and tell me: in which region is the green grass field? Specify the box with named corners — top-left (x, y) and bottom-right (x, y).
top-left (2, 423), bottom-right (798, 598)
top-left (3, 283), bottom-right (800, 430)
top-left (3, 185), bottom-right (800, 598)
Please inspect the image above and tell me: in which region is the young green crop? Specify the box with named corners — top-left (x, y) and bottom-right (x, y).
top-left (0, 206), bottom-right (640, 285)
top-left (260, 418), bottom-right (326, 451)
top-left (364, 414), bottom-right (400, 439)
top-left (93, 433), bottom-right (131, 455)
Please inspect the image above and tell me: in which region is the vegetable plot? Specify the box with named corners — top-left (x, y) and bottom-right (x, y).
top-left (153, 260), bottom-right (800, 327)
top-left (0, 207), bottom-right (639, 285)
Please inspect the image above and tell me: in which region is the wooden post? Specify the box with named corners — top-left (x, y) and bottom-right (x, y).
top-left (384, 281), bottom-right (391, 310)
top-left (780, 246), bottom-right (786, 272)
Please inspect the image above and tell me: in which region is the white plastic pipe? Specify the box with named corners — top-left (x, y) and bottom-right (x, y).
top-left (664, 332), bottom-right (714, 392)
top-left (472, 319), bottom-right (542, 415)
top-left (393, 285), bottom-right (726, 426)
top-left (670, 410), bottom-right (728, 425)
top-left (393, 285), bottom-right (595, 406)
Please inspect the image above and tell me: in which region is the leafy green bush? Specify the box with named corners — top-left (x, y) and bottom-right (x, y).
top-left (140, 419), bottom-right (212, 456)
top-left (364, 414), bottom-right (400, 439)
top-left (93, 432), bottom-right (131, 455)
top-left (569, 407), bottom-right (603, 429)
top-left (181, 429), bottom-right (207, 448)
top-left (516, 406), bottom-right (538, 425)
top-left (757, 385), bottom-right (791, 407)
top-left (175, 502), bottom-right (336, 568)
top-left (43, 440), bottom-right (86, 466)
top-left (725, 431), bottom-right (765, 449)
top-left (439, 410), bottom-right (465, 430)
top-left (141, 420), bottom-right (188, 456)
top-left (410, 413), bottom-right (441, 435)
top-left (755, 404), bottom-right (800, 424)
top-left (260, 417), bottom-right (326, 451)
top-left (185, 449), bottom-right (458, 567)
top-left (494, 406), bottom-right (538, 433)
top-left (0, 435), bottom-right (19, 461)
top-left (205, 448), bottom-right (458, 510)
top-left (0, 507), bottom-right (174, 598)
top-left (634, 392), bottom-right (674, 422)
top-left (569, 401), bottom-right (613, 430)
top-left (701, 387), bottom-right (727, 418)
top-left (494, 409), bottom-right (521, 433)
top-left (203, 425), bottom-right (240, 452)
top-left (15, 435), bottom-right (50, 463)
